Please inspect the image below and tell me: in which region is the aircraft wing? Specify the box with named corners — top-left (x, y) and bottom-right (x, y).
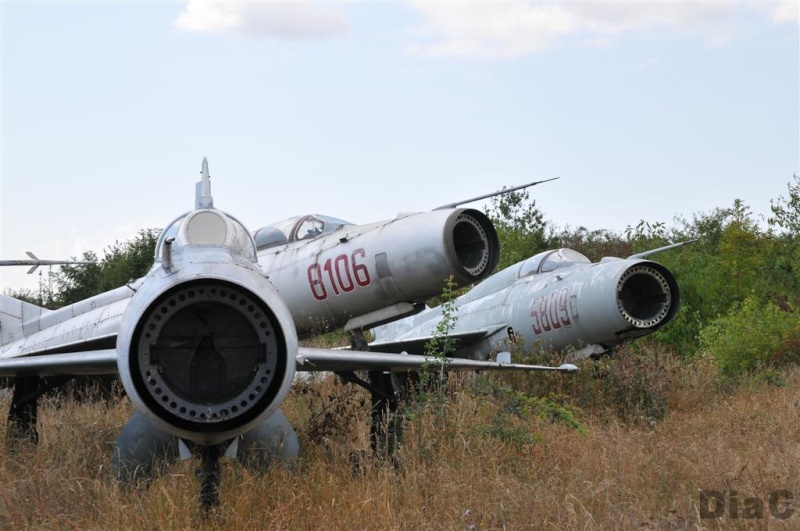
top-left (0, 350), bottom-right (118, 376)
top-left (0, 336), bottom-right (576, 378)
top-left (296, 347), bottom-right (576, 373)
top-left (368, 324), bottom-right (508, 354)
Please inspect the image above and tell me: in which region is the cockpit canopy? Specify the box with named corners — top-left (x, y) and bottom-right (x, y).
top-left (155, 209), bottom-right (258, 263)
top-left (253, 214), bottom-right (351, 251)
top-left (519, 248), bottom-right (591, 278)
top-left (456, 248), bottom-right (592, 304)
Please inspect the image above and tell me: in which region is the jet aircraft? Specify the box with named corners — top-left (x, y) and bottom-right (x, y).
top-left (0, 160), bottom-right (574, 508)
top-left (370, 243), bottom-right (692, 361)
top-left (253, 179), bottom-right (558, 338)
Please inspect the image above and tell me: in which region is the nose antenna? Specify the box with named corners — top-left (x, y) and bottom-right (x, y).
top-left (195, 157), bottom-right (214, 209)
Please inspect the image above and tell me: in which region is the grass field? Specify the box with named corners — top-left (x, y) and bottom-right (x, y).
top-left (1, 348), bottom-right (799, 530)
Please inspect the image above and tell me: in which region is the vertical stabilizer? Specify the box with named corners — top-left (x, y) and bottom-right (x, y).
top-left (195, 158), bottom-right (214, 209)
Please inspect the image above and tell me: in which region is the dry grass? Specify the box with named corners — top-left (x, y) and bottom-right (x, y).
top-left (1, 355), bottom-right (800, 530)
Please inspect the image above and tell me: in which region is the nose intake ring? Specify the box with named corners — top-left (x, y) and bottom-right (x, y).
top-left (129, 281), bottom-right (288, 434)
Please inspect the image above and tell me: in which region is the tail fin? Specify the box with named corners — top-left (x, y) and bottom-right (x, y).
top-left (195, 157), bottom-right (213, 209)
top-left (0, 294), bottom-right (50, 345)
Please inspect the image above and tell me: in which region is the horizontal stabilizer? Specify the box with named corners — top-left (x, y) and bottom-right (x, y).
top-left (344, 302), bottom-right (425, 332)
top-left (369, 324), bottom-right (507, 354)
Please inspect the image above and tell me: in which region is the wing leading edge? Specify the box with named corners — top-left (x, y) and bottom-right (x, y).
top-left (297, 348), bottom-right (577, 373)
top-left (0, 350), bottom-right (118, 376)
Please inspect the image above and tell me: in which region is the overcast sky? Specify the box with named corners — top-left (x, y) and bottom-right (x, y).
top-left (1, 1), bottom-right (798, 293)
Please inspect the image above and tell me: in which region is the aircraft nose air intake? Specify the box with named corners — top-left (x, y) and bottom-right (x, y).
top-left (447, 209), bottom-right (499, 281)
top-left (129, 280), bottom-right (288, 435)
top-left (616, 265), bottom-right (675, 328)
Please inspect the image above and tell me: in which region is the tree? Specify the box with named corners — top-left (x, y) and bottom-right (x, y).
top-left (769, 173), bottom-right (800, 236)
top-left (767, 174), bottom-right (800, 293)
top-left (656, 197), bottom-right (799, 355)
top-left (550, 225), bottom-right (630, 262)
top-left (51, 229), bottom-right (160, 307)
top-left (3, 288), bottom-right (43, 306)
top-left (624, 219), bottom-right (668, 256)
top-left (485, 188), bottom-right (550, 271)
top-left (716, 199), bottom-right (762, 298)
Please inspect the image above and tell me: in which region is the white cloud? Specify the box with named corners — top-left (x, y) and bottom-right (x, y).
top-left (758, 2), bottom-right (800, 24)
top-left (174, 1), bottom-right (349, 40)
top-left (408, 1), bottom-right (799, 58)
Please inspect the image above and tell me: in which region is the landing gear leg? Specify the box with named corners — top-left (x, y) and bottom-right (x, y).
top-left (347, 330), bottom-right (403, 459)
top-left (6, 375), bottom-right (81, 447)
top-left (7, 377), bottom-right (40, 444)
top-left (368, 370), bottom-right (405, 458)
top-left (198, 444), bottom-right (223, 510)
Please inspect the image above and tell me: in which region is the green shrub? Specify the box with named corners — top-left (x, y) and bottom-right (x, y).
top-left (470, 377), bottom-right (587, 446)
top-left (699, 295), bottom-right (800, 377)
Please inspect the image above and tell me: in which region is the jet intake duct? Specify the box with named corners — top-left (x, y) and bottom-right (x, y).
top-left (124, 280), bottom-right (289, 438)
top-left (616, 263), bottom-right (679, 329)
top-left (445, 209), bottom-right (499, 284)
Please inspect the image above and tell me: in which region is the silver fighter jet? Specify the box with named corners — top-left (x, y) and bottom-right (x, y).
top-left (0, 160), bottom-right (572, 508)
top-left (371, 243), bottom-right (692, 361)
top-left (254, 179), bottom-right (558, 337)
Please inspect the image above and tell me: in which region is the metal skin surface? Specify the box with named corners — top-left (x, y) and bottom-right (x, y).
top-left (0, 282), bottom-right (135, 359)
top-left (371, 248), bottom-right (681, 361)
top-left (256, 208), bottom-right (499, 338)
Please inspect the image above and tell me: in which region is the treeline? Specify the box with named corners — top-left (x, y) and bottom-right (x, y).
top-left (8, 175), bottom-right (799, 378)
top-left (9, 228), bottom-right (160, 308)
top-left (486, 173), bottom-right (800, 377)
